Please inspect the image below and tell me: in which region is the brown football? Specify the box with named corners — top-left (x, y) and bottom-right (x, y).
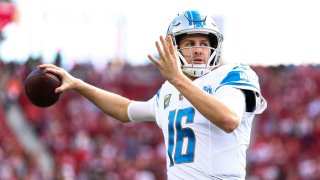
top-left (24, 68), bottom-right (61, 107)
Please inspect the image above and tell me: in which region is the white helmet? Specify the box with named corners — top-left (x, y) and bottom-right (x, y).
top-left (167, 10), bottom-right (223, 77)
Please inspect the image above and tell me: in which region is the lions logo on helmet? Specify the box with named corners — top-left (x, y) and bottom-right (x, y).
top-left (167, 10), bottom-right (223, 77)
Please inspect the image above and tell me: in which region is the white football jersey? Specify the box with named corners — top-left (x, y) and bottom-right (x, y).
top-left (152, 63), bottom-right (267, 180)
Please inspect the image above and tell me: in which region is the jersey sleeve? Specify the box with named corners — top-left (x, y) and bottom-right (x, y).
top-left (127, 97), bottom-right (156, 122)
top-left (215, 64), bottom-right (267, 114)
top-left (215, 87), bottom-right (246, 120)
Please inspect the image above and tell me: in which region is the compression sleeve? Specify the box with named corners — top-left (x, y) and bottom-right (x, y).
top-left (127, 97), bottom-right (156, 122)
top-left (215, 86), bottom-right (246, 121)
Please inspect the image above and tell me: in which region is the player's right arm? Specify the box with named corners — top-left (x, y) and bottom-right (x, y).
top-left (38, 64), bottom-right (155, 123)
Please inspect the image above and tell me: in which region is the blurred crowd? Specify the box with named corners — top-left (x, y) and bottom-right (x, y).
top-left (0, 56), bottom-right (320, 180)
top-left (247, 65), bottom-right (320, 179)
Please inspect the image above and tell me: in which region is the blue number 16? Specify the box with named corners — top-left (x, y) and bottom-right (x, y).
top-left (167, 107), bottom-right (196, 166)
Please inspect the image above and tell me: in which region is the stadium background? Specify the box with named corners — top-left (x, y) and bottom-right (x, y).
top-left (1, 0), bottom-right (320, 179)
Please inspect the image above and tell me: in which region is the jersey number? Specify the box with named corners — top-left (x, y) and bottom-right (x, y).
top-left (167, 107), bottom-right (196, 166)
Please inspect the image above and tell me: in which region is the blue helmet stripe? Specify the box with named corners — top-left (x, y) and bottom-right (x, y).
top-left (186, 10), bottom-right (206, 27)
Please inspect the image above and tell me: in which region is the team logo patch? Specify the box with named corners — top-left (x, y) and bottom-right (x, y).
top-left (203, 85), bottom-right (213, 94)
top-left (164, 94), bottom-right (172, 109)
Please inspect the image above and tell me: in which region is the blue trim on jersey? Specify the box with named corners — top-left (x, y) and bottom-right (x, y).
top-left (186, 10), bottom-right (205, 27)
top-left (216, 82), bottom-right (257, 92)
top-left (216, 65), bottom-right (259, 92)
top-left (232, 64), bottom-right (248, 71)
top-left (156, 88), bottom-right (161, 107)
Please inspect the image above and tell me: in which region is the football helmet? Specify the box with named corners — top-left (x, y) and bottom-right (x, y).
top-left (167, 10), bottom-right (223, 77)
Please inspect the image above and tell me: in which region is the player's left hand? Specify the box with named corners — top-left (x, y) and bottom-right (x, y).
top-left (148, 35), bottom-right (185, 84)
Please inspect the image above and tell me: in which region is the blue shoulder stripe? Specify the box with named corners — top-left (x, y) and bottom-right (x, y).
top-left (216, 65), bottom-right (260, 92)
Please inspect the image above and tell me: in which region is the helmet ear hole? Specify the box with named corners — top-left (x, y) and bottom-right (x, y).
top-left (209, 34), bottom-right (218, 49)
top-left (175, 35), bottom-right (183, 46)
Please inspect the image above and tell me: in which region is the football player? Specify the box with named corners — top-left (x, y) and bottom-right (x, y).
top-left (40, 10), bottom-right (267, 180)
